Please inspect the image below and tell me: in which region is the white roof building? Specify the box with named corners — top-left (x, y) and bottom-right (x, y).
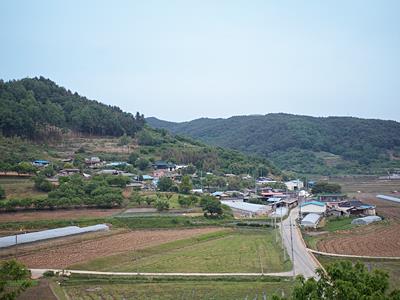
top-left (301, 213), bottom-right (321, 228)
top-left (300, 201), bottom-right (326, 215)
top-left (221, 200), bottom-right (270, 217)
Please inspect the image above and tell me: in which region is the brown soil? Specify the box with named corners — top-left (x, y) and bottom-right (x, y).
top-left (0, 208), bottom-right (122, 223)
top-left (317, 193), bottom-right (400, 256)
top-left (2, 227), bottom-right (222, 269)
top-left (17, 279), bottom-right (57, 300)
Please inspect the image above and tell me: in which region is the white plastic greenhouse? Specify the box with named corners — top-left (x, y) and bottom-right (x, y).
top-left (0, 224), bottom-right (109, 248)
top-left (351, 216), bottom-right (382, 225)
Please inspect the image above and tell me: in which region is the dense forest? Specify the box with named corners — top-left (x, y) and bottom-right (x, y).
top-left (0, 77), bottom-right (145, 138)
top-left (147, 114), bottom-right (400, 175)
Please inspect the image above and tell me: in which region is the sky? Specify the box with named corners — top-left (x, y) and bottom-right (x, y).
top-left (1, 0), bottom-right (400, 122)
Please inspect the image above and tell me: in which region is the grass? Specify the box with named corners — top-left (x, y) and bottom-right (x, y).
top-left (61, 274), bottom-right (292, 300)
top-left (0, 177), bottom-right (46, 199)
top-left (322, 217), bottom-right (356, 232)
top-left (316, 255), bottom-right (400, 291)
top-left (72, 228), bottom-right (291, 273)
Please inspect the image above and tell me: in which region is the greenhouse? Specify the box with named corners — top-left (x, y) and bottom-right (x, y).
top-left (0, 224), bottom-right (109, 248)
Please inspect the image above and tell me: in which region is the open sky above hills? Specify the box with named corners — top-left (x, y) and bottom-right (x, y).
top-left (1, 0), bottom-right (400, 121)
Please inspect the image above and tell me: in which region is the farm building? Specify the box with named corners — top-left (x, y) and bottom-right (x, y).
top-left (221, 200), bottom-right (270, 217)
top-left (152, 161), bottom-right (176, 171)
top-left (270, 206), bottom-right (288, 217)
top-left (316, 194), bottom-right (347, 206)
top-left (285, 179), bottom-right (304, 191)
top-left (351, 216), bottom-right (382, 225)
top-left (301, 213), bottom-right (321, 228)
top-left (32, 160), bottom-right (50, 167)
top-left (300, 201), bottom-right (326, 216)
top-left (338, 200), bottom-right (376, 216)
top-left (377, 194), bottom-right (400, 204)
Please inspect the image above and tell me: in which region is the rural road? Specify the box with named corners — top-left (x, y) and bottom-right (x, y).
top-left (29, 269), bottom-right (293, 279)
top-left (280, 207), bottom-right (320, 278)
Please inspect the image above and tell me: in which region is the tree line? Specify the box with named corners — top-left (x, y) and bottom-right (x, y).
top-left (0, 77), bottom-right (145, 139)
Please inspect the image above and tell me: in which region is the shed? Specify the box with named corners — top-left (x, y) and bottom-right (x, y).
top-left (351, 216), bottom-right (382, 225)
top-left (300, 201), bottom-right (326, 215)
top-left (221, 200), bottom-right (270, 217)
top-left (301, 213), bottom-right (321, 228)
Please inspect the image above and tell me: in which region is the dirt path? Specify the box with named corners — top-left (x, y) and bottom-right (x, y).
top-left (7, 228), bottom-right (223, 269)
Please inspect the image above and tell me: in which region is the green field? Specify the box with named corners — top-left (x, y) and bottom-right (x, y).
top-left (72, 229), bottom-right (291, 273)
top-left (60, 275), bottom-right (292, 300)
top-left (0, 177), bottom-right (45, 198)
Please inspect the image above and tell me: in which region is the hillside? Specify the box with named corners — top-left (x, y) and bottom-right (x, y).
top-left (147, 114), bottom-right (400, 175)
top-left (0, 78), bottom-right (279, 177)
top-left (0, 77), bottom-right (145, 139)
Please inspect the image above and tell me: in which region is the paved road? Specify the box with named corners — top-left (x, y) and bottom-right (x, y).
top-left (279, 208), bottom-right (319, 278)
top-left (30, 269), bottom-right (293, 279)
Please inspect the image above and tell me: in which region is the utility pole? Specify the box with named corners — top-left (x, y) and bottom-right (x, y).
top-left (15, 233), bottom-right (18, 259)
top-left (290, 217), bottom-right (295, 277)
top-left (280, 211), bottom-right (286, 261)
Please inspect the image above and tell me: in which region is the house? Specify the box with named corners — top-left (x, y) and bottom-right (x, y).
top-left (141, 175), bottom-right (154, 181)
top-left (153, 161), bottom-right (176, 171)
top-left (283, 198), bottom-right (298, 208)
top-left (316, 194), bottom-right (347, 206)
top-left (59, 168), bottom-right (80, 176)
top-left (285, 180), bottom-right (304, 191)
top-left (106, 162), bottom-right (131, 167)
top-left (338, 200), bottom-right (376, 216)
top-left (301, 213), bottom-right (321, 228)
top-left (300, 201), bottom-right (326, 216)
top-left (85, 157), bottom-right (101, 164)
top-left (32, 160), bottom-right (50, 167)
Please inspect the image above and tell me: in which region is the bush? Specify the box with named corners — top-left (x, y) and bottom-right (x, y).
top-left (155, 199), bottom-right (169, 211)
top-left (33, 175), bottom-right (53, 192)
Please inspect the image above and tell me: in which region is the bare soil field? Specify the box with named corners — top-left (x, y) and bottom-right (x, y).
top-left (316, 193), bottom-right (400, 256)
top-left (0, 208), bottom-right (122, 223)
top-left (1, 227), bottom-right (222, 269)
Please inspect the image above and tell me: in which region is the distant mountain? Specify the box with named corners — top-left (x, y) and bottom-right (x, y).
top-left (147, 114), bottom-right (400, 175)
top-left (0, 77), bottom-right (145, 139)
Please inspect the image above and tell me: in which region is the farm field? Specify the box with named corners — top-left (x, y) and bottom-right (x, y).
top-left (304, 191), bottom-right (400, 257)
top-left (329, 177), bottom-right (400, 194)
top-left (74, 229), bottom-right (291, 273)
top-left (0, 177), bottom-right (45, 198)
top-left (56, 274), bottom-right (292, 300)
top-left (0, 208), bottom-right (122, 224)
top-left (0, 227), bottom-right (222, 269)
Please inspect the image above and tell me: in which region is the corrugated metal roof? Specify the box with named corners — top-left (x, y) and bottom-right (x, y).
top-left (300, 201), bottom-right (326, 207)
top-left (221, 200), bottom-right (268, 213)
top-left (301, 213), bottom-right (321, 225)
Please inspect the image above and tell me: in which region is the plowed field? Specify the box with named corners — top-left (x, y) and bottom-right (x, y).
top-left (1, 227), bottom-right (222, 268)
top-left (317, 194), bottom-right (400, 256)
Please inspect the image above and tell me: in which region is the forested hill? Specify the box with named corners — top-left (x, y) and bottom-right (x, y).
top-left (147, 114), bottom-right (400, 175)
top-left (0, 77), bottom-right (145, 138)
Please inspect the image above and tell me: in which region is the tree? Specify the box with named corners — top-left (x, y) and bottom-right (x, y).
top-left (311, 182), bottom-right (342, 194)
top-left (0, 185), bottom-right (5, 200)
top-left (137, 158), bottom-right (150, 171)
top-left (33, 175), bottom-right (53, 192)
top-left (155, 199), bottom-right (169, 211)
top-left (118, 133), bottom-right (131, 146)
top-left (274, 260), bottom-right (400, 300)
top-left (179, 175), bottom-right (193, 194)
top-left (200, 196), bottom-right (223, 217)
top-left (157, 177), bottom-right (175, 192)
top-left (0, 260), bottom-right (32, 300)
top-left (128, 152), bottom-right (139, 165)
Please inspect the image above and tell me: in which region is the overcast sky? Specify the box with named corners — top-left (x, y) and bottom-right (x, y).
top-left (1, 0), bottom-right (400, 122)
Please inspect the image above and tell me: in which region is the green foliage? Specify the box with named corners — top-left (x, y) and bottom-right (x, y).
top-left (157, 177), bottom-right (175, 192)
top-left (148, 114), bottom-right (400, 175)
top-left (0, 77), bottom-right (145, 138)
top-left (0, 260), bottom-right (32, 300)
top-left (177, 195), bottom-right (198, 207)
top-left (179, 175), bottom-right (193, 194)
top-left (311, 182), bottom-right (342, 194)
top-left (276, 260), bottom-right (400, 300)
top-left (154, 199), bottom-right (169, 211)
top-left (137, 158), bottom-right (150, 171)
top-left (127, 152), bottom-right (139, 165)
top-left (200, 196), bottom-right (223, 217)
top-left (104, 175), bottom-right (131, 188)
top-left (33, 175), bottom-right (53, 192)
top-left (0, 185), bottom-right (5, 200)
top-left (118, 133), bottom-right (131, 146)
